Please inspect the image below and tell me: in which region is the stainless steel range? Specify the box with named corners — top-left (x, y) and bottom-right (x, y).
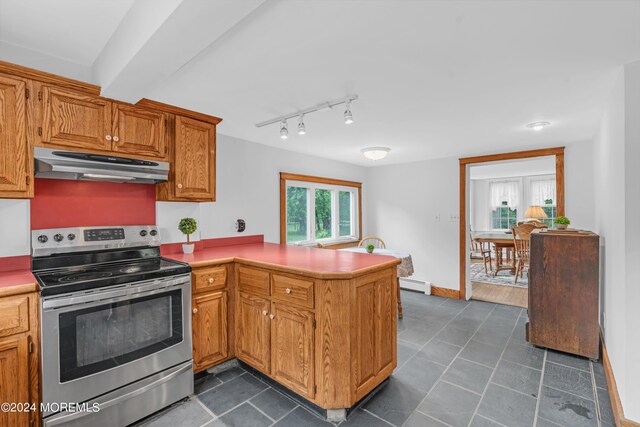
top-left (32, 225), bottom-right (193, 427)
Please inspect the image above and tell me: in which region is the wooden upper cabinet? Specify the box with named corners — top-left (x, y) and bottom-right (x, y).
top-left (270, 303), bottom-right (315, 399)
top-left (112, 103), bottom-right (167, 159)
top-left (173, 115), bottom-right (216, 200)
top-left (236, 293), bottom-right (271, 373)
top-left (0, 73), bottom-right (32, 198)
top-left (193, 290), bottom-right (228, 372)
top-left (40, 85), bottom-right (112, 151)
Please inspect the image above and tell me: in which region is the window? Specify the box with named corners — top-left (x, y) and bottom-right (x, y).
top-left (490, 180), bottom-right (519, 230)
top-left (280, 173), bottom-right (361, 245)
top-left (530, 177), bottom-right (557, 227)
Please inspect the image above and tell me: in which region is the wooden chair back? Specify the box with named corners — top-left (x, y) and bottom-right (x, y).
top-left (358, 236), bottom-right (386, 249)
top-left (511, 223), bottom-right (535, 259)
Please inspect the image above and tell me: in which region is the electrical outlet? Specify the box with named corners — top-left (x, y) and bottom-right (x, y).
top-left (449, 214), bottom-right (460, 222)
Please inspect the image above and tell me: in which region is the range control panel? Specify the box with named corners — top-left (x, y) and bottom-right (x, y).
top-left (32, 225), bottom-right (161, 257)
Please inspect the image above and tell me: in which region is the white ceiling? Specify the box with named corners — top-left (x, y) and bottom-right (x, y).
top-left (1, 0), bottom-right (639, 166)
top-left (0, 0), bottom-right (133, 65)
top-left (470, 156), bottom-right (556, 180)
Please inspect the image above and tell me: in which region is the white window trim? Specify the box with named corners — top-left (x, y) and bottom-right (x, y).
top-left (488, 178), bottom-right (522, 231)
top-left (285, 179), bottom-right (359, 246)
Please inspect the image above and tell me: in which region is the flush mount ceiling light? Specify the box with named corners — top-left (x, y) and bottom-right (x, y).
top-left (344, 101), bottom-right (354, 125)
top-left (297, 115), bottom-right (306, 135)
top-left (280, 120), bottom-right (288, 140)
top-left (361, 147), bottom-right (390, 160)
top-left (256, 95), bottom-right (358, 138)
top-left (526, 121), bottom-right (550, 131)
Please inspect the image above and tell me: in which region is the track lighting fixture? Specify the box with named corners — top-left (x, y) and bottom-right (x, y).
top-left (298, 115), bottom-right (306, 135)
top-left (344, 101), bottom-right (354, 125)
top-left (255, 95), bottom-right (358, 139)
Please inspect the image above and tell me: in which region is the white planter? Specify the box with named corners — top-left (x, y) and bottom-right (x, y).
top-left (182, 243), bottom-right (195, 254)
top-left (556, 224), bottom-right (568, 230)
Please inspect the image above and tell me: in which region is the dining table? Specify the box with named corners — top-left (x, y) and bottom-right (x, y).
top-left (472, 232), bottom-right (516, 276)
top-left (338, 247), bottom-right (414, 318)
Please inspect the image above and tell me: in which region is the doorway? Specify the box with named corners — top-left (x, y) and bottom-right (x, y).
top-left (459, 147), bottom-right (565, 305)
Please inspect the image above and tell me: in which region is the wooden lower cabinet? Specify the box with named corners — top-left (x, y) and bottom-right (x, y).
top-left (192, 290), bottom-right (228, 372)
top-left (236, 293), bottom-right (271, 373)
top-left (270, 303), bottom-right (315, 399)
top-left (0, 291), bottom-right (40, 427)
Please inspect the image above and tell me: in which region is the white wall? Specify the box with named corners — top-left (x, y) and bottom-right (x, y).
top-left (366, 139), bottom-right (595, 291)
top-left (593, 61), bottom-right (640, 422)
top-left (157, 134), bottom-right (368, 244)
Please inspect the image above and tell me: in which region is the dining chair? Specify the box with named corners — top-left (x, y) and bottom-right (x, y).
top-left (469, 230), bottom-right (492, 274)
top-left (511, 223), bottom-right (536, 284)
top-left (358, 236), bottom-right (386, 249)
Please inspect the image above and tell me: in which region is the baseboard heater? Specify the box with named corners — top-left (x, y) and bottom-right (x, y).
top-left (399, 278), bottom-right (431, 294)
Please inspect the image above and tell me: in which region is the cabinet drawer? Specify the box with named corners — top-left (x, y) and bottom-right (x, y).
top-left (0, 294), bottom-right (31, 338)
top-left (237, 266), bottom-right (270, 296)
top-left (193, 266), bottom-right (227, 293)
top-left (272, 274), bottom-right (314, 309)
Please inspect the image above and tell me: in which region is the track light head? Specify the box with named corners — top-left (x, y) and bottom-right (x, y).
top-left (280, 121), bottom-right (288, 140)
top-left (344, 101), bottom-right (354, 125)
top-left (298, 115), bottom-right (306, 135)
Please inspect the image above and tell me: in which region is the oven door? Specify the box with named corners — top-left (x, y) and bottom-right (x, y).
top-left (41, 274), bottom-right (192, 416)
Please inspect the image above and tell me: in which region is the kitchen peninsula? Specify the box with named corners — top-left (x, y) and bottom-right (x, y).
top-left (164, 240), bottom-right (401, 419)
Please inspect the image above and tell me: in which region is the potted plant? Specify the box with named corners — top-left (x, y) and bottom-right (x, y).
top-left (178, 218), bottom-right (197, 254)
top-left (366, 243), bottom-right (375, 254)
top-left (555, 216), bottom-right (570, 230)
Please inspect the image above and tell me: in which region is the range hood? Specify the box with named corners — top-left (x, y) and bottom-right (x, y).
top-left (34, 148), bottom-right (169, 184)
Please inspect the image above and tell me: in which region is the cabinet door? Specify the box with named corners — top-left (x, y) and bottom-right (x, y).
top-left (0, 336), bottom-right (30, 427)
top-left (270, 303), bottom-right (315, 399)
top-left (193, 291), bottom-right (228, 372)
top-left (352, 273), bottom-right (396, 399)
top-left (174, 116), bottom-right (215, 200)
top-left (41, 85), bottom-right (112, 151)
top-left (112, 104), bottom-right (167, 159)
top-left (0, 74), bottom-right (31, 198)
top-left (236, 293), bottom-right (270, 373)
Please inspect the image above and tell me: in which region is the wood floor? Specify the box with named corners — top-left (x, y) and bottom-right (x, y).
top-left (470, 258), bottom-right (528, 308)
top-left (471, 281), bottom-right (528, 308)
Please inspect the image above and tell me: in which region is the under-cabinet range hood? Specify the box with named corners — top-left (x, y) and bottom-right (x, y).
top-left (34, 148), bottom-right (169, 184)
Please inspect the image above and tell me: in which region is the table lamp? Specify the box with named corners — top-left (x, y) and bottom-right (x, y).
top-left (524, 205), bottom-right (547, 220)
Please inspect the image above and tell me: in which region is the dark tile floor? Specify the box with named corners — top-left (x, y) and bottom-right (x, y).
top-left (133, 291), bottom-right (614, 427)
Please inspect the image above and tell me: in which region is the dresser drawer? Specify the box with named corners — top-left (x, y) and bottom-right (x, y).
top-left (271, 274), bottom-right (314, 309)
top-left (193, 266), bottom-right (227, 293)
top-left (0, 293), bottom-right (31, 338)
top-left (237, 266), bottom-right (270, 296)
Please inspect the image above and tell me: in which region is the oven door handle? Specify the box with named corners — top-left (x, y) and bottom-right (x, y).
top-left (44, 362), bottom-right (192, 426)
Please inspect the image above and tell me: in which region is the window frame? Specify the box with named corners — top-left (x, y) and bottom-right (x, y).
top-left (280, 173), bottom-right (362, 246)
top-left (488, 178), bottom-right (521, 231)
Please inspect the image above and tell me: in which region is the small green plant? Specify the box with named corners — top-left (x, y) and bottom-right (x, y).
top-left (178, 218), bottom-right (197, 243)
top-left (555, 216), bottom-right (570, 225)
top-left (366, 243), bottom-right (375, 253)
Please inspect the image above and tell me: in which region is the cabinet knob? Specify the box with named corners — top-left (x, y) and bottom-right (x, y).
top-left (192, 308), bottom-right (198, 314)
top-left (177, 183), bottom-right (183, 189)
top-left (262, 310), bottom-right (268, 316)
top-left (285, 288), bottom-right (292, 294)
top-left (113, 136), bottom-right (120, 142)
top-left (208, 277), bottom-right (214, 284)
top-left (105, 135), bottom-right (112, 141)
top-left (269, 314), bottom-right (275, 320)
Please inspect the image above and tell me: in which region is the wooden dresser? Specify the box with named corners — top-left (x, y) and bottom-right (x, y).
top-left (527, 231), bottom-right (600, 359)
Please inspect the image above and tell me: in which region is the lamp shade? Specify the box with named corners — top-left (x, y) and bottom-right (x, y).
top-left (524, 205), bottom-right (547, 219)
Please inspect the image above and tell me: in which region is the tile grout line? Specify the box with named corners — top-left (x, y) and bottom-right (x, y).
top-left (268, 405), bottom-right (300, 426)
top-left (409, 303), bottom-right (505, 426)
top-left (533, 349), bottom-right (548, 427)
top-left (246, 400), bottom-right (276, 423)
top-left (543, 383), bottom-right (599, 402)
top-left (411, 410), bottom-right (456, 427)
top-left (464, 306), bottom-right (523, 427)
top-left (590, 361), bottom-right (602, 427)
top-left (474, 413), bottom-right (511, 427)
top-left (359, 408), bottom-right (396, 426)
top-left (194, 396), bottom-right (218, 420)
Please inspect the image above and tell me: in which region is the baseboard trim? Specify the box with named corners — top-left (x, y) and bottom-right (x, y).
top-left (601, 334), bottom-right (640, 427)
top-left (431, 285), bottom-right (460, 299)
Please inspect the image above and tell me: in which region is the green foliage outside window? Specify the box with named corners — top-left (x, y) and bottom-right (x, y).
top-left (287, 187), bottom-right (308, 242)
top-left (315, 189), bottom-right (332, 239)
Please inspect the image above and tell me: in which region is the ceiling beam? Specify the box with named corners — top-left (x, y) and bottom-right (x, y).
top-left (93, 0), bottom-right (266, 104)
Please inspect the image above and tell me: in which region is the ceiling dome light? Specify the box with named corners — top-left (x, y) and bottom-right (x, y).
top-left (297, 115), bottom-right (306, 135)
top-left (361, 147), bottom-right (390, 160)
top-left (526, 121), bottom-right (550, 131)
top-left (344, 101), bottom-right (354, 125)
top-left (280, 120), bottom-right (289, 140)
